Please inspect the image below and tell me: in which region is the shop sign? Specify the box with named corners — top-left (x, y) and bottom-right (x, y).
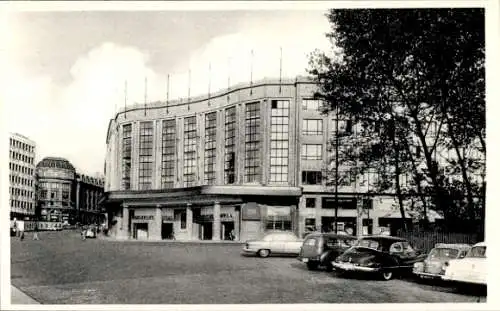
top-left (242, 202), bottom-right (260, 220)
top-left (162, 216), bottom-right (174, 222)
top-left (132, 215), bottom-right (154, 221)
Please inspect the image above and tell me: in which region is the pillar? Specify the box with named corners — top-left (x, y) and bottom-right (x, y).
top-left (186, 204), bottom-right (193, 240)
top-left (155, 205), bottom-right (162, 240)
top-left (234, 209), bottom-right (240, 241)
top-left (356, 198), bottom-right (363, 238)
top-left (76, 180), bottom-right (80, 223)
top-left (121, 205), bottom-right (129, 239)
top-left (213, 201), bottom-right (221, 241)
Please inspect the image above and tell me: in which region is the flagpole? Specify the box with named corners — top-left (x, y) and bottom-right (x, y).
top-left (144, 76), bottom-right (148, 116)
top-left (227, 57), bottom-right (231, 102)
top-left (250, 49), bottom-right (254, 95)
top-left (279, 46), bottom-right (283, 94)
top-left (208, 62), bottom-right (211, 106)
top-left (166, 74), bottom-right (170, 114)
top-left (124, 80), bottom-right (128, 119)
top-left (188, 69), bottom-right (191, 111)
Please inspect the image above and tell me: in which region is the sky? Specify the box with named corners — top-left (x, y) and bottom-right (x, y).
top-left (1, 9), bottom-right (332, 176)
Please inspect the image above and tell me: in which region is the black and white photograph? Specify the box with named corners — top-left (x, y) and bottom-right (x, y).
top-left (1, 0), bottom-right (498, 309)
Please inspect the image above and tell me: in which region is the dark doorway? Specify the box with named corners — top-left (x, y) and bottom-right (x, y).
top-left (222, 222), bottom-right (235, 240)
top-left (133, 223), bottom-right (148, 240)
top-left (201, 222), bottom-right (213, 240)
top-left (161, 222), bottom-right (174, 240)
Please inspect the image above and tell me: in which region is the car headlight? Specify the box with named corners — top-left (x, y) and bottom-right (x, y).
top-left (413, 262), bottom-right (424, 271)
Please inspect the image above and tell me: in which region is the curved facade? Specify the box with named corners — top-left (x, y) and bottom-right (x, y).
top-left (103, 77), bottom-right (388, 241)
top-left (36, 157), bottom-right (76, 223)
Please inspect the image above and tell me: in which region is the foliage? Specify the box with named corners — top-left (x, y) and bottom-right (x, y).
top-left (309, 9), bottom-right (485, 234)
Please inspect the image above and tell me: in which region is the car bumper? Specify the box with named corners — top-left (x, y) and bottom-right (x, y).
top-left (441, 275), bottom-right (486, 285)
top-left (331, 262), bottom-right (379, 272)
top-left (241, 248), bottom-right (258, 256)
top-left (413, 271), bottom-right (443, 279)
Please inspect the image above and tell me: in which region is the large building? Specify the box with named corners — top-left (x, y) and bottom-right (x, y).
top-left (9, 133), bottom-right (37, 220)
top-left (102, 77), bottom-right (402, 242)
top-left (35, 157), bottom-right (105, 227)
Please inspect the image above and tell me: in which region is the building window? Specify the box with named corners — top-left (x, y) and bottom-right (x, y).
top-left (121, 124), bottom-right (132, 190)
top-left (302, 119), bottom-right (323, 136)
top-left (302, 99), bottom-right (322, 111)
top-left (306, 198), bottom-right (316, 208)
top-left (322, 198), bottom-right (357, 209)
top-left (183, 116), bottom-right (197, 187)
top-left (245, 102), bottom-right (261, 183)
top-left (204, 112), bottom-right (217, 185)
top-left (265, 216), bottom-right (292, 231)
top-left (301, 144), bottom-right (323, 160)
top-left (161, 119), bottom-right (176, 188)
top-left (270, 100), bottom-right (289, 183)
top-left (224, 107), bottom-right (236, 184)
top-left (138, 121), bottom-right (154, 190)
top-left (305, 218), bottom-right (316, 231)
top-left (302, 171), bottom-right (323, 185)
top-left (180, 211), bottom-right (187, 229)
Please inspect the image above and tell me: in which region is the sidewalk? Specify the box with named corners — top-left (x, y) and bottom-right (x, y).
top-left (98, 235), bottom-right (244, 244)
top-left (11, 286), bottom-right (40, 304)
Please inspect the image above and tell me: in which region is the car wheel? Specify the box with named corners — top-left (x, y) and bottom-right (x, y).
top-left (307, 262), bottom-right (319, 270)
top-left (381, 271), bottom-right (393, 281)
top-left (325, 263), bottom-right (334, 272)
top-left (258, 249), bottom-right (270, 258)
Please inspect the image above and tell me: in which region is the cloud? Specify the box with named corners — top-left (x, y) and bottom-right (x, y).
top-left (2, 13), bottom-right (332, 176)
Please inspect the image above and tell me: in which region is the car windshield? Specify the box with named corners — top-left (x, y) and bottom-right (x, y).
top-left (467, 246), bottom-right (486, 258)
top-left (356, 239), bottom-right (380, 250)
top-left (428, 248), bottom-right (459, 259)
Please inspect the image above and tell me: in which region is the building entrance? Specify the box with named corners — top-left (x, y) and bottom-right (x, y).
top-left (133, 223), bottom-right (148, 240)
top-left (200, 222), bottom-right (213, 240)
top-left (222, 222), bottom-right (235, 240)
top-left (161, 222), bottom-right (174, 240)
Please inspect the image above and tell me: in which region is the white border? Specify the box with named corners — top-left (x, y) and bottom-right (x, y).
top-left (1, 1), bottom-right (499, 311)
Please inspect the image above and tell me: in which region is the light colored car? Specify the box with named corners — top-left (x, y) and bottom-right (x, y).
top-left (85, 228), bottom-right (97, 238)
top-left (242, 231), bottom-right (303, 257)
top-left (413, 243), bottom-right (471, 280)
top-left (441, 241), bottom-right (486, 286)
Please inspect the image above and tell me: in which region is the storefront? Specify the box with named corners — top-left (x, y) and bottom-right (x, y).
top-left (101, 186), bottom-right (302, 242)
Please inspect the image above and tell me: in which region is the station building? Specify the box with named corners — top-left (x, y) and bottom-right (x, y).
top-left (101, 77), bottom-right (407, 241)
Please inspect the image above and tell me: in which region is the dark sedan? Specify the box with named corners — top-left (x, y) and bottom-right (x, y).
top-left (297, 233), bottom-right (357, 271)
top-left (331, 235), bottom-right (426, 280)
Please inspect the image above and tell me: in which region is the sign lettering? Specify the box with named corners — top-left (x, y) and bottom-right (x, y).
top-left (132, 215), bottom-right (154, 221)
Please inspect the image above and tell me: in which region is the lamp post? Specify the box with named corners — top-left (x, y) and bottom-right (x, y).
top-left (334, 105), bottom-right (339, 234)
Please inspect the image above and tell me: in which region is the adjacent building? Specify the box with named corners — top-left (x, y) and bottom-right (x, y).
top-left (35, 157), bottom-right (105, 227)
top-left (101, 77), bottom-right (404, 242)
top-left (9, 133), bottom-right (36, 221)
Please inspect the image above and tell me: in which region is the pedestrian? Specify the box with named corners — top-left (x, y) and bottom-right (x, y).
top-left (229, 229), bottom-right (235, 241)
top-left (33, 223), bottom-right (40, 240)
top-left (81, 225), bottom-right (87, 240)
top-left (18, 220), bottom-right (25, 241)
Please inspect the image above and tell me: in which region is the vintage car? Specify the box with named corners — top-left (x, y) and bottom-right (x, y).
top-left (331, 235), bottom-right (426, 280)
top-left (297, 233), bottom-right (357, 271)
top-left (413, 243), bottom-right (471, 280)
top-left (242, 231), bottom-right (303, 257)
top-left (85, 227), bottom-right (97, 238)
top-left (441, 241), bottom-right (486, 286)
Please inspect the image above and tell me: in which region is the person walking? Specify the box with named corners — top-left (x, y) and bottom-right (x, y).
top-left (33, 223), bottom-right (40, 240)
top-left (18, 220), bottom-right (25, 241)
top-left (81, 225), bottom-right (87, 240)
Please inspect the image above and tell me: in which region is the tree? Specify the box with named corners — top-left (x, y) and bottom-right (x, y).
top-left (309, 9), bottom-right (485, 234)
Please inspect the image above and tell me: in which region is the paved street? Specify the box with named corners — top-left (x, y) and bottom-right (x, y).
top-left (11, 231), bottom-right (486, 304)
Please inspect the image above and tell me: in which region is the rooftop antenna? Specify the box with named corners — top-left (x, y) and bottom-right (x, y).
top-left (279, 46), bottom-right (283, 94)
top-left (208, 62), bottom-right (211, 106)
top-left (144, 76), bottom-right (148, 116)
top-left (250, 49), bottom-right (254, 95)
top-left (166, 74), bottom-right (170, 114)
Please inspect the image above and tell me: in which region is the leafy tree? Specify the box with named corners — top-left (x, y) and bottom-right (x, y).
top-left (309, 8), bottom-right (485, 234)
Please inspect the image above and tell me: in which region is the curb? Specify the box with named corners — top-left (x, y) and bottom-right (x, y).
top-left (11, 286), bottom-right (40, 305)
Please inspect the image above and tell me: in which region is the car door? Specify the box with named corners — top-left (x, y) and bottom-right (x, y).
top-left (283, 233), bottom-right (302, 254)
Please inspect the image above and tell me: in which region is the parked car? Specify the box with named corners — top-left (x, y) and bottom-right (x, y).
top-left (413, 243), bottom-right (471, 280)
top-left (242, 231), bottom-right (303, 257)
top-left (441, 241), bottom-right (486, 286)
top-left (85, 227), bottom-right (97, 238)
top-left (297, 233), bottom-right (357, 271)
top-left (331, 235), bottom-right (426, 280)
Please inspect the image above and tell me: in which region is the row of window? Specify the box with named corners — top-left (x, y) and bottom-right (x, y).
top-left (10, 187), bottom-right (35, 199)
top-left (10, 200), bottom-right (34, 210)
top-left (9, 138), bottom-right (35, 153)
top-left (9, 151), bottom-right (35, 164)
top-left (10, 174), bottom-right (34, 187)
top-left (304, 198), bottom-right (373, 209)
top-left (9, 163), bottom-right (34, 175)
top-left (38, 189), bottom-right (71, 201)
